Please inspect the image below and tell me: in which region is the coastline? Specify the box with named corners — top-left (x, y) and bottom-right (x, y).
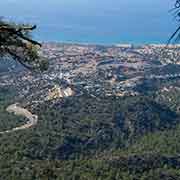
top-left (40, 41), bottom-right (180, 48)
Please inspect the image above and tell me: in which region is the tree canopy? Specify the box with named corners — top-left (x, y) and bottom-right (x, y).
top-left (0, 19), bottom-right (48, 71)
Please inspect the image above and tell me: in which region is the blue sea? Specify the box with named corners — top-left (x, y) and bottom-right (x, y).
top-left (0, 0), bottom-right (178, 44)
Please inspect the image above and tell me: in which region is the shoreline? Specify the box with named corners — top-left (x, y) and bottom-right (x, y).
top-left (40, 41), bottom-right (180, 48)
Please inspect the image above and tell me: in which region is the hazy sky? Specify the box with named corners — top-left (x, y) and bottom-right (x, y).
top-left (0, 0), bottom-right (174, 24)
top-left (0, 0), bottom-right (177, 43)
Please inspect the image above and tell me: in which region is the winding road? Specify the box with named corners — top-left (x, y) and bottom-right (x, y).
top-left (0, 103), bottom-right (38, 134)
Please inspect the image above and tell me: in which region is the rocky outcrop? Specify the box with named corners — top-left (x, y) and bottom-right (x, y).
top-left (46, 85), bottom-right (75, 100)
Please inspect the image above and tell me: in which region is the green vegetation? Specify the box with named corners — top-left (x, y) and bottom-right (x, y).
top-left (1, 89), bottom-right (180, 179)
top-left (0, 19), bottom-right (48, 71)
top-left (0, 87), bottom-right (26, 131)
top-left (155, 88), bottom-right (180, 113)
top-left (1, 1), bottom-right (180, 179)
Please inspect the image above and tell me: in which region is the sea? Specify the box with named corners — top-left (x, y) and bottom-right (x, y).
top-left (0, 0), bottom-right (178, 45)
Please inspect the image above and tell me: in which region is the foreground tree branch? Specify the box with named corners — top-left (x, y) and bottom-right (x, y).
top-left (168, 0), bottom-right (180, 43)
top-left (0, 19), bottom-right (48, 71)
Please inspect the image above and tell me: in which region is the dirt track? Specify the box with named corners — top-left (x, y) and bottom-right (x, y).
top-left (0, 104), bottom-right (38, 134)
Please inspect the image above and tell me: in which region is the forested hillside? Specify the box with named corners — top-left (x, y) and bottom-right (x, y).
top-left (1, 88), bottom-right (180, 179)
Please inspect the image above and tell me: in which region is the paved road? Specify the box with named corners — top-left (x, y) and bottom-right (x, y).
top-left (0, 104), bottom-right (38, 134)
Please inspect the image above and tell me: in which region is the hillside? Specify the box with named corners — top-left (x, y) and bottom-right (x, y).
top-left (1, 90), bottom-right (180, 179)
top-left (1, 44), bottom-right (180, 179)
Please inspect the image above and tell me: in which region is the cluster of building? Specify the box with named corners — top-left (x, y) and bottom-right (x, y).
top-left (1, 43), bottom-right (180, 103)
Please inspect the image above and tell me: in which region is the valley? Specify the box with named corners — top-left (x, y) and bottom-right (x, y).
top-left (1, 43), bottom-right (180, 179)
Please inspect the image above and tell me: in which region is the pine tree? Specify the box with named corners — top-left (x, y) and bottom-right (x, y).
top-left (169, 0), bottom-right (180, 43)
top-left (0, 19), bottom-right (48, 71)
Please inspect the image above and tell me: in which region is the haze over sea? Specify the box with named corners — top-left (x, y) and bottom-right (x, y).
top-left (0, 0), bottom-right (178, 44)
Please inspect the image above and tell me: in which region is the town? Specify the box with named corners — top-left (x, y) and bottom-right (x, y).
top-left (1, 43), bottom-right (180, 105)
